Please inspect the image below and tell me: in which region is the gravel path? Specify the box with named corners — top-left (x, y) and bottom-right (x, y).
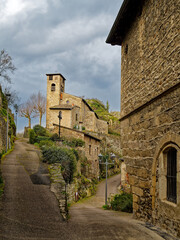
top-left (0, 139), bottom-right (176, 240)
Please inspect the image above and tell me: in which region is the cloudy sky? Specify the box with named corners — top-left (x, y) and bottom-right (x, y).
top-left (0, 0), bottom-right (123, 132)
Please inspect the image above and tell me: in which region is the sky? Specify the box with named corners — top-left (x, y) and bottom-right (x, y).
top-left (0, 0), bottom-right (123, 132)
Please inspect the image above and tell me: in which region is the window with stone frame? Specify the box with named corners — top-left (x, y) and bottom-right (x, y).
top-left (167, 148), bottom-right (177, 203)
top-left (49, 75), bottom-right (53, 80)
top-left (158, 145), bottom-right (179, 205)
top-left (51, 83), bottom-right (56, 91)
top-left (89, 145), bottom-right (91, 155)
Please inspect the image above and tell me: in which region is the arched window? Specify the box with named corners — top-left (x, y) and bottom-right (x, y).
top-left (158, 145), bottom-right (178, 204)
top-left (167, 148), bottom-right (177, 203)
top-left (51, 83), bottom-right (55, 91)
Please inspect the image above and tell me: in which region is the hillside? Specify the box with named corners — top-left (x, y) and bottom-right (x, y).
top-left (86, 98), bottom-right (120, 122)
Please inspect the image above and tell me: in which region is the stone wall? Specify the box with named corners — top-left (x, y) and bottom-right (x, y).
top-left (120, 87), bottom-right (180, 236)
top-left (84, 135), bottom-right (100, 178)
top-left (0, 90), bottom-right (7, 153)
top-left (121, 0), bottom-right (180, 118)
top-left (96, 119), bottom-right (108, 134)
top-left (49, 163), bottom-right (97, 220)
top-left (118, 0), bottom-right (180, 237)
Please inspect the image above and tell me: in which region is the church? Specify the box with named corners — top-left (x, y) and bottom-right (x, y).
top-left (46, 73), bottom-right (108, 134)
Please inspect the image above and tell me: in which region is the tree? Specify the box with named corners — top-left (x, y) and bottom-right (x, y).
top-left (30, 91), bottom-right (46, 126)
top-left (106, 100), bottom-right (110, 113)
top-left (0, 50), bottom-right (16, 84)
top-left (4, 87), bottom-right (20, 107)
top-left (19, 100), bottom-right (36, 128)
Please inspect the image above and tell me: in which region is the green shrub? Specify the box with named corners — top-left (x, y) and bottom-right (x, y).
top-left (36, 136), bottom-right (50, 143)
top-left (110, 193), bottom-right (133, 213)
top-left (33, 125), bottom-right (47, 136)
top-left (71, 138), bottom-right (85, 147)
top-left (62, 137), bottom-right (85, 148)
top-left (50, 133), bottom-right (60, 141)
top-left (29, 129), bottom-right (37, 144)
top-left (0, 150), bottom-right (5, 160)
top-left (71, 148), bottom-right (79, 161)
top-left (34, 142), bottom-right (39, 147)
top-left (39, 140), bottom-right (54, 149)
top-left (0, 108), bottom-right (7, 117)
top-left (102, 204), bottom-right (110, 210)
top-left (41, 146), bottom-right (77, 183)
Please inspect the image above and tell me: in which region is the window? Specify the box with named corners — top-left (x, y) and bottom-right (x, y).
top-left (61, 85), bottom-right (64, 92)
top-left (76, 114), bottom-right (78, 121)
top-left (158, 145), bottom-right (179, 205)
top-left (167, 148), bottom-right (177, 203)
top-left (125, 44), bottom-right (128, 54)
top-left (49, 75), bottom-right (53, 80)
top-left (89, 145), bottom-right (91, 155)
top-left (51, 83), bottom-right (56, 91)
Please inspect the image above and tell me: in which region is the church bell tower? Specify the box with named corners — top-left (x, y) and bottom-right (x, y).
top-left (46, 73), bottom-right (66, 129)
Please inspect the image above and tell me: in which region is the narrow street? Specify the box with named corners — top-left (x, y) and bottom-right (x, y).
top-left (0, 140), bottom-right (176, 240)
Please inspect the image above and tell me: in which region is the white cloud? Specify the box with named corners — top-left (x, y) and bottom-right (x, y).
top-left (0, 0), bottom-right (123, 131)
top-left (0, 0), bottom-right (48, 24)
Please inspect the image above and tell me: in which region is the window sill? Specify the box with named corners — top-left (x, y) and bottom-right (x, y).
top-left (161, 199), bottom-right (177, 208)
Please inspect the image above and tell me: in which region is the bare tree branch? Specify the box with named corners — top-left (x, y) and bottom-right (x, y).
top-left (30, 91), bottom-right (46, 126)
top-left (0, 50), bottom-right (16, 84)
top-left (19, 100), bottom-right (36, 128)
top-left (4, 87), bottom-right (20, 107)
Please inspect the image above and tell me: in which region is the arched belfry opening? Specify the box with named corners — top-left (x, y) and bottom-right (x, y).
top-left (51, 83), bottom-right (56, 91)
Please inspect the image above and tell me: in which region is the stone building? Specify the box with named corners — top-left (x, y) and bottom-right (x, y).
top-left (52, 124), bottom-right (101, 179)
top-left (107, 0), bottom-right (180, 237)
top-left (46, 73), bottom-right (108, 134)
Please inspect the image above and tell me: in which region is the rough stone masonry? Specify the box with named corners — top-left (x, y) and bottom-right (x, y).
top-left (106, 0), bottom-right (180, 237)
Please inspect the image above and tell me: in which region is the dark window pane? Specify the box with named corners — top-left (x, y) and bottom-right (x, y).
top-left (167, 148), bottom-right (177, 203)
top-left (51, 83), bottom-right (55, 91)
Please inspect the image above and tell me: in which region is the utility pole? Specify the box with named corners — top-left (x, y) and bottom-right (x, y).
top-left (58, 111), bottom-right (62, 138)
top-left (98, 153), bottom-right (115, 205)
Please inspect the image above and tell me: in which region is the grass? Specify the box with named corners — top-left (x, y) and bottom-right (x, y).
top-left (0, 146), bottom-right (15, 198)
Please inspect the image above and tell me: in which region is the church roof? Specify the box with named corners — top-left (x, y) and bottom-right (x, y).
top-left (106, 0), bottom-right (145, 46)
top-left (53, 124), bottom-right (101, 141)
top-left (82, 99), bottom-right (99, 119)
top-left (46, 73), bottom-right (66, 80)
top-left (63, 92), bottom-right (99, 119)
top-left (50, 104), bottom-right (80, 110)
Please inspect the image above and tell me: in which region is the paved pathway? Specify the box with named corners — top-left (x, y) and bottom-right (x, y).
top-left (0, 139), bottom-right (177, 240)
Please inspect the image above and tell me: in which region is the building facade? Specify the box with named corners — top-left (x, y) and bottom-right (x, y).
top-left (46, 73), bottom-right (108, 134)
top-left (107, 0), bottom-right (180, 237)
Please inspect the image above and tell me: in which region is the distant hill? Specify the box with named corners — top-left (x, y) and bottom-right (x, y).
top-left (86, 98), bottom-right (120, 122)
